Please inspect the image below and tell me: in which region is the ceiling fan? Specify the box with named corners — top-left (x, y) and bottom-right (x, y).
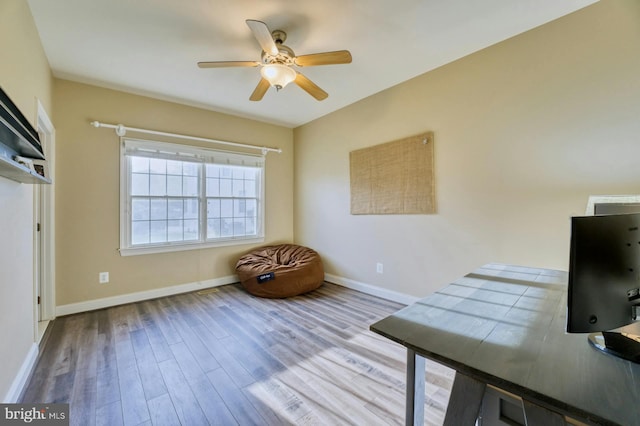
top-left (198, 19), bottom-right (352, 101)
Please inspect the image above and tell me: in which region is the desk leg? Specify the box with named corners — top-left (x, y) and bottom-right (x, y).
top-left (443, 372), bottom-right (486, 426)
top-left (406, 349), bottom-right (425, 426)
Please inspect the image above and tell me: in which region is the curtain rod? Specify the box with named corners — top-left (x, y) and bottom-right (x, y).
top-left (90, 121), bottom-right (282, 155)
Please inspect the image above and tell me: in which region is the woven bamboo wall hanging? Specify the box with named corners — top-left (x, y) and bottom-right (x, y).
top-left (349, 132), bottom-right (435, 215)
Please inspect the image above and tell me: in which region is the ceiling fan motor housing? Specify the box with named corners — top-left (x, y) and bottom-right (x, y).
top-left (261, 30), bottom-right (295, 65)
top-left (198, 20), bottom-right (348, 101)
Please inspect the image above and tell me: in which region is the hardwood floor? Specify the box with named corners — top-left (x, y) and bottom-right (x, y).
top-left (21, 282), bottom-right (454, 425)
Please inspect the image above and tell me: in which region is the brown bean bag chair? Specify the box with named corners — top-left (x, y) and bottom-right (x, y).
top-left (235, 244), bottom-right (324, 298)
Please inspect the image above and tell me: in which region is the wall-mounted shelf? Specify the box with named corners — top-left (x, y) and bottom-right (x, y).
top-left (0, 145), bottom-right (50, 184)
top-left (0, 87), bottom-right (50, 184)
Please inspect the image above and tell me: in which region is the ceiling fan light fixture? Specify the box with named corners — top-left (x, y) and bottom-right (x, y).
top-left (260, 64), bottom-right (296, 90)
top-left (198, 20), bottom-right (350, 101)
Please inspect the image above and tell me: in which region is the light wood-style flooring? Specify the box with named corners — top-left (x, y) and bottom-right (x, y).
top-left (21, 282), bottom-right (454, 425)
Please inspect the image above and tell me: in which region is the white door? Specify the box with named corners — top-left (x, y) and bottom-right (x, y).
top-left (35, 184), bottom-right (42, 322)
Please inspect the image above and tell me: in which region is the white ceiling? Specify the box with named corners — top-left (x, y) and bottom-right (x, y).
top-left (27, 0), bottom-right (597, 128)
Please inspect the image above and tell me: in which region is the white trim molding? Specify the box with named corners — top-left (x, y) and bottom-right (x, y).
top-left (3, 343), bottom-right (38, 403)
top-left (56, 273), bottom-right (419, 316)
top-left (36, 99), bottom-right (56, 323)
top-left (324, 273), bottom-right (419, 306)
top-left (56, 275), bottom-right (238, 316)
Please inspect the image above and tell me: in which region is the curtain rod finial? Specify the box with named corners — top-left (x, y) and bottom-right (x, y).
top-left (90, 121), bottom-right (101, 128)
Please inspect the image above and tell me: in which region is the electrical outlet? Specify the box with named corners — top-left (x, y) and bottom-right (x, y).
top-left (99, 272), bottom-right (109, 284)
top-left (376, 263), bottom-right (384, 274)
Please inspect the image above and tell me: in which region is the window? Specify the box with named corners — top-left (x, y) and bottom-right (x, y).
top-left (120, 138), bottom-right (264, 255)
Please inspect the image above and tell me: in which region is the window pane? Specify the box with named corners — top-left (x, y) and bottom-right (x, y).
top-left (184, 199), bottom-right (199, 219)
top-left (221, 199), bottom-right (233, 217)
top-left (232, 179), bottom-right (244, 197)
top-left (168, 220), bottom-right (183, 241)
top-left (233, 218), bottom-right (246, 236)
top-left (220, 167), bottom-right (232, 178)
top-left (150, 221), bottom-right (167, 243)
top-left (184, 219), bottom-right (199, 240)
top-left (167, 175), bottom-right (182, 196)
top-left (183, 162), bottom-right (198, 176)
top-left (207, 199), bottom-right (220, 218)
top-left (168, 199), bottom-right (183, 219)
top-left (149, 158), bottom-right (166, 174)
top-left (207, 218), bottom-right (221, 238)
top-left (150, 174), bottom-right (166, 196)
top-left (220, 179), bottom-right (232, 197)
top-left (246, 217), bottom-right (256, 235)
top-left (150, 199), bottom-right (167, 220)
top-left (183, 176), bottom-right (198, 196)
top-left (131, 173), bottom-right (149, 196)
top-left (245, 169), bottom-right (258, 180)
top-left (206, 164), bottom-right (219, 178)
top-left (244, 179), bottom-right (256, 198)
top-left (132, 221), bottom-right (150, 245)
top-left (131, 157), bottom-right (149, 173)
top-left (221, 218), bottom-right (233, 237)
top-left (132, 199), bottom-right (149, 221)
top-left (232, 168), bottom-right (244, 179)
top-left (245, 199), bottom-right (257, 217)
top-left (206, 178), bottom-right (220, 197)
top-left (234, 199), bottom-right (245, 217)
top-left (167, 160), bottom-right (182, 175)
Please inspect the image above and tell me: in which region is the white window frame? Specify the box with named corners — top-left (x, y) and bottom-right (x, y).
top-left (119, 138), bottom-right (265, 256)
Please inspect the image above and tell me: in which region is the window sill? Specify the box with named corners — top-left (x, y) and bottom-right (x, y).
top-left (119, 236), bottom-right (264, 256)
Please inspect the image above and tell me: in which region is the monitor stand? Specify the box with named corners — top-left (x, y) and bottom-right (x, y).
top-left (588, 331), bottom-right (640, 363)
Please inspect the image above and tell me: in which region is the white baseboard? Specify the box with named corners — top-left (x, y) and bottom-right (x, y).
top-left (3, 343), bottom-right (38, 403)
top-left (55, 273), bottom-right (415, 315)
top-left (56, 275), bottom-right (238, 316)
top-left (324, 273), bottom-right (419, 305)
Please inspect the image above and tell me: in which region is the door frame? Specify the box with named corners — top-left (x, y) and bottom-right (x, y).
top-left (33, 99), bottom-right (55, 338)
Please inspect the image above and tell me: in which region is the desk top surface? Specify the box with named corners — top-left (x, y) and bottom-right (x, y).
top-left (370, 263), bottom-right (640, 426)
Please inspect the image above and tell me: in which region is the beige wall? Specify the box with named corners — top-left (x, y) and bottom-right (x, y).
top-left (54, 80), bottom-right (293, 306)
top-left (0, 0), bottom-right (53, 400)
top-left (294, 0), bottom-right (640, 298)
top-left (1, 0), bottom-right (637, 400)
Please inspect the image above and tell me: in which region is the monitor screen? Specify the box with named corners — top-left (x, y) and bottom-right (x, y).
top-left (567, 213), bottom-right (640, 332)
top-left (567, 212), bottom-right (640, 362)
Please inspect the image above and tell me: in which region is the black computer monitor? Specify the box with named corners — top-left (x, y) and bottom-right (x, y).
top-left (567, 212), bottom-right (640, 363)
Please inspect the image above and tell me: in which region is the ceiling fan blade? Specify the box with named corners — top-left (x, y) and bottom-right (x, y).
top-left (294, 72), bottom-right (328, 101)
top-left (250, 78), bottom-right (271, 101)
top-left (197, 61), bottom-right (260, 68)
top-left (294, 50), bottom-right (352, 67)
top-left (246, 19), bottom-right (278, 56)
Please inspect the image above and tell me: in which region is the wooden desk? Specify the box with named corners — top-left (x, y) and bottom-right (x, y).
top-left (370, 263), bottom-right (640, 426)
